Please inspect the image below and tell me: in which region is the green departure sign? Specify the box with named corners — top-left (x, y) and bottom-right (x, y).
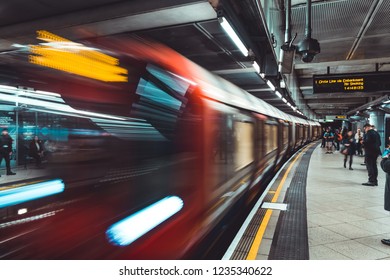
top-left (313, 72), bottom-right (390, 93)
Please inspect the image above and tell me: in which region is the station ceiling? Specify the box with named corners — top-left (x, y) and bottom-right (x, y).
top-left (1, 0), bottom-right (390, 120)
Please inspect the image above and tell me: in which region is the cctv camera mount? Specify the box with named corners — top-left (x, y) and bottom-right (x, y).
top-left (297, 37), bottom-right (320, 63)
top-left (296, 0), bottom-right (320, 63)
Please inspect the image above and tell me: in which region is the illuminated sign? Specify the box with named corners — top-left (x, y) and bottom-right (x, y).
top-left (326, 115), bottom-right (346, 120)
top-left (313, 72), bottom-right (390, 93)
top-left (29, 30), bottom-right (128, 82)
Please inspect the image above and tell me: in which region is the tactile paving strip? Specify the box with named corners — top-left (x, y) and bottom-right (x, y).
top-left (230, 164), bottom-right (286, 260)
top-left (268, 145), bottom-right (316, 260)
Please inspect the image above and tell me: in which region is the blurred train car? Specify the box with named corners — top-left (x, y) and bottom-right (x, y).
top-left (0, 33), bottom-right (321, 259)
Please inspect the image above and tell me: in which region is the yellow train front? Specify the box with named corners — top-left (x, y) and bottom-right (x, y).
top-left (0, 32), bottom-right (320, 259)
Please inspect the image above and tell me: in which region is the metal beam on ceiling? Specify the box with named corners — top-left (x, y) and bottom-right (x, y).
top-left (346, 95), bottom-right (389, 115)
top-left (303, 92), bottom-right (383, 99)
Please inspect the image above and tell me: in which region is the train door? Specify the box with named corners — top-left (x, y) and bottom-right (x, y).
top-left (288, 121), bottom-right (293, 155)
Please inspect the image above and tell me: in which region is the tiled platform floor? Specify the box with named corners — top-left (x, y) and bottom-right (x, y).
top-left (307, 144), bottom-right (390, 260)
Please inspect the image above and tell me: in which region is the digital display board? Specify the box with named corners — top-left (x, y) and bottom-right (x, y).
top-left (313, 72), bottom-right (390, 93)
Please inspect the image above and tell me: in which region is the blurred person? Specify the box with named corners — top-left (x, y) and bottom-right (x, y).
top-left (0, 128), bottom-right (16, 176)
top-left (380, 148), bottom-right (390, 246)
top-left (355, 128), bottom-right (363, 156)
top-left (321, 127), bottom-right (326, 148)
top-left (29, 135), bottom-right (44, 167)
top-left (341, 131), bottom-right (356, 170)
top-left (323, 127), bottom-right (334, 154)
top-left (362, 123), bottom-right (381, 186)
top-left (341, 126), bottom-right (348, 139)
top-left (334, 129), bottom-right (342, 151)
top-left (43, 138), bottom-right (57, 161)
top-left (386, 136), bottom-right (390, 148)
top-left (360, 127), bottom-right (367, 165)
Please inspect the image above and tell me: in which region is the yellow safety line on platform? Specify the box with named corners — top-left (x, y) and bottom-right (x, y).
top-left (246, 144), bottom-right (312, 260)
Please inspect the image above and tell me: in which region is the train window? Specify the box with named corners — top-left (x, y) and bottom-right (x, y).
top-left (298, 125), bottom-right (303, 139)
top-left (146, 64), bottom-right (191, 97)
top-left (132, 64), bottom-right (192, 140)
top-left (282, 124), bottom-right (289, 146)
top-left (264, 122), bottom-right (278, 154)
top-left (234, 121), bottom-right (254, 171)
top-left (206, 100), bottom-right (254, 189)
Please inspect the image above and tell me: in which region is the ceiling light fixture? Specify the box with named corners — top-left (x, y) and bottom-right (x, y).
top-left (219, 17), bottom-right (249, 56)
top-left (252, 61), bottom-right (260, 73)
top-left (266, 80), bottom-right (276, 91)
top-left (280, 79), bottom-right (286, 88)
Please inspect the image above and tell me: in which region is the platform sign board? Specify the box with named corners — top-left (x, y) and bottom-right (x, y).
top-left (313, 72), bottom-right (390, 93)
top-left (325, 115), bottom-right (346, 121)
top-left (325, 115), bottom-right (335, 121)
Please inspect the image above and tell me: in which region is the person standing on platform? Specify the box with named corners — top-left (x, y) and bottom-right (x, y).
top-left (323, 127), bottom-right (334, 154)
top-left (355, 128), bottom-right (364, 157)
top-left (342, 131), bottom-right (356, 170)
top-left (321, 127), bottom-right (326, 148)
top-left (0, 128), bottom-right (16, 176)
top-left (334, 129), bottom-right (342, 151)
top-left (379, 149), bottom-right (390, 246)
top-left (362, 123), bottom-right (381, 186)
top-left (29, 135), bottom-right (44, 168)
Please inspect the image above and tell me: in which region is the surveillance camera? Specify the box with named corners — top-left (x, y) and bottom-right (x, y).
top-left (297, 37), bottom-right (320, 63)
top-left (301, 51), bottom-right (316, 63)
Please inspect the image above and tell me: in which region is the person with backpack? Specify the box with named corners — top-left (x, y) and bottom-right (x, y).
top-left (362, 123), bottom-right (381, 186)
top-left (334, 129), bottom-right (342, 151)
top-left (323, 127), bottom-right (334, 154)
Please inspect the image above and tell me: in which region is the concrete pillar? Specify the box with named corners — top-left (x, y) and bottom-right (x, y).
top-left (369, 110), bottom-right (385, 152)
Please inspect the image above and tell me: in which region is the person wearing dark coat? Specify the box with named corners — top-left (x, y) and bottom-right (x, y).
top-left (362, 123), bottom-right (381, 186)
top-left (0, 128), bottom-right (16, 176)
top-left (341, 130), bottom-right (356, 170)
top-left (29, 136), bottom-right (44, 167)
top-left (380, 153), bottom-right (390, 246)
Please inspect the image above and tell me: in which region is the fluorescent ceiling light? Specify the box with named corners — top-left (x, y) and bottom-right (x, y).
top-left (0, 85), bottom-right (17, 90)
top-left (219, 17), bottom-right (249, 56)
top-left (266, 80), bottom-right (276, 91)
top-left (252, 61), bottom-right (260, 73)
top-left (0, 91), bottom-right (125, 120)
top-left (275, 91), bottom-right (282, 98)
top-left (282, 98), bottom-right (287, 103)
top-left (259, 73), bottom-right (266, 79)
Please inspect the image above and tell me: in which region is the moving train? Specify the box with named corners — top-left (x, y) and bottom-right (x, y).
top-left (0, 31), bottom-right (321, 259)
